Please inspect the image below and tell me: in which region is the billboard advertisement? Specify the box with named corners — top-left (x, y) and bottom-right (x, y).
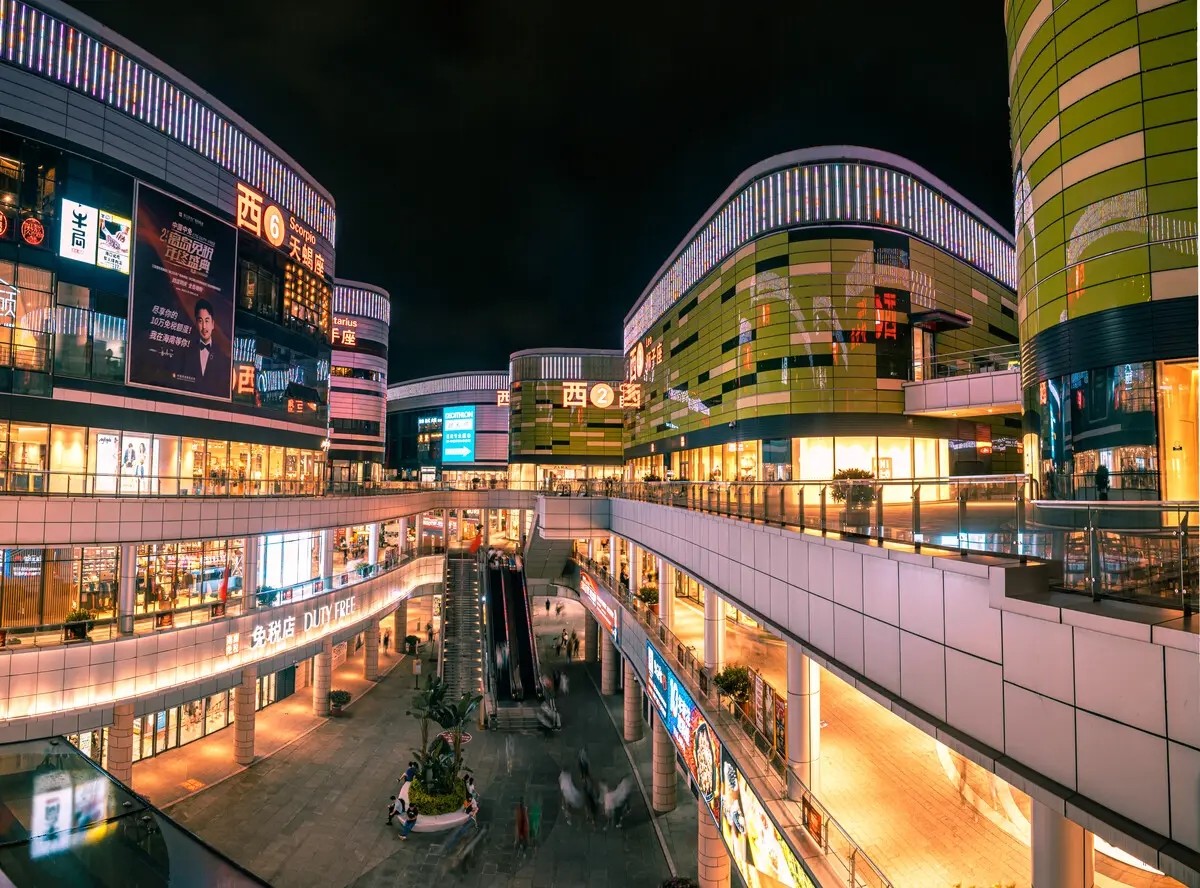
top-left (646, 642), bottom-right (720, 820)
top-left (719, 747), bottom-right (816, 888)
top-left (442, 405), bottom-right (476, 463)
top-left (127, 184), bottom-right (237, 401)
top-left (579, 570), bottom-right (618, 641)
top-left (59, 199), bottom-right (98, 265)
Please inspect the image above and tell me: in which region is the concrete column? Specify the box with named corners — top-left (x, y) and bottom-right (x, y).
top-left (629, 544), bottom-right (639, 588)
top-left (107, 702), bottom-right (135, 783)
top-left (651, 711), bottom-right (676, 813)
top-left (584, 612), bottom-right (598, 662)
top-left (608, 534), bottom-right (617, 578)
top-left (586, 538), bottom-right (594, 561)
top-left (1032, 801), bottom-right (1095, 888)
top-left (319, 529), bottom-right (336, 583)
top-left (242, 536), bottom-right (260, 609)
top-left (117, 544), bottom-right (137, 635)
top-left (623, 659), bottom-right (643, 741)
top-left (394, 600), bottom-right (408, 644)
top-left (600, 632), bottom-right (618, 695)
top-left (786, 642), bottom-right (821, 797)
top-left (234, 664), bottom-right (257, 765)
top-left (698, 806), bottom-right (732, 888)
top-left (313, 637), bottom-right (333, 716)
top-left (481, 509), bottom-right (490, 546)
top-left (365, 618), bottom-right (380, 680)
top-left (657, 557), bottom-right (671, 629)
top-left (703, 587), bottom-right (725, 671)
top-left (367, 522), bottom-right (380, 567)
top-left (399, 517), bottom-right (410, 557)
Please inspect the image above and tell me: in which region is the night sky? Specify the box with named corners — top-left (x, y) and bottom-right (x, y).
top-left (68, 1), bottom-right (1014, 383)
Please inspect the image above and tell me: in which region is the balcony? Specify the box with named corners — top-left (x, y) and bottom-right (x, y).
top-left (904, 345), bottom-right (1022, 418)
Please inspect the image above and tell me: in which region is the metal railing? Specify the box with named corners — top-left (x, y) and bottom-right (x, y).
top-left (0, 469), bottom-right (325, 497)
top-left (608, 478), bottom-right (1198, 614)
top-left (912, 343), bottom-right (1020, 380)
top-left (576, 556), bottom-right (892, 888)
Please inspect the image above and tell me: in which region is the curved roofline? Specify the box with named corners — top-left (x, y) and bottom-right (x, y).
top-left (625, 145), bottom-right (1014, 327)
top-left (508, 347), bottom-right (624, 359)
top-left (35, 0), bottom-right (334, 205)
top-left (388, 370), bottom-right (508, 390)
top-left (334, 278), bottom-right (391, 300)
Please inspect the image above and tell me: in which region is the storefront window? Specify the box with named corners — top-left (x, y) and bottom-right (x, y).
top-left (205, 692), bottom-right (230, 733)
top-left (48, 424), bottom-right (86, 494)
top-left (206, 439), bottom-right (230, 494)
top-left (1157, 360), bottom-right (1198, 502)
top-left (0, 545), bottom-right (118, 630)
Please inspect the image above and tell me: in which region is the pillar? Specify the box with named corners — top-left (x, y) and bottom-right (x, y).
top-left (107, 702), bottom-right (135, 784)
top-left (600, 632), bottom-right (618, 695)
top-left (319, 529), bottom-right (336, 582)
top-left (399, 517), bottom-right (410, 557)
top-left (367, 522), bottom-right (380, 567)
top-left (608, 534), bottom-right (618, 578)
top-left (657, 556), bottom-right (671, 628)
top-left (703, 587), bottom-right (724, 671)
top-left (698, 806), bottom-right (731, 888)
top-left (234, 664), bottom-right (257, 765)
top-left (629, 544), bottom-right (639, 588)
top-left (651, 711), bottom-right (677, 813)
top-left (243, 535), bottom-right (260, 609)
top-left (365, 618), bottom-right (380, 680)
top-left (481, 509), bottom-right (490, 546)
top-left (117, 544), bottom-right (137, 636)
top-left (623, 659), bottom-right (643, 741)
top-left (1032, 801), bottom-right (1095, 888)
top-left (394, 600), bottom-right (408, 645)
top-left (584, 612), bottom-right (598, 662)
top-left (786, 642), bottom-right (821, 797)
top-left (586, 538), bottom-right (594, 562)
top-left (313, 637), bottom-right (333, 716)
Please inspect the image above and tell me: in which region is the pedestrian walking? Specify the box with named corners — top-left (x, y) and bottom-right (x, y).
top-left (505, 734), bottom-right (516, 776)
top-left (570, 636), bottom-right (580, 660)
top-left (577, 746), bottom-right (590, 780)
top-left (426, 621), bottom-right (434, 644)
top-left (514, 798), bottom-right (530, 853)
top-left (559, 770), bottom-right (584, 825)
top-left (382, 629), bottom-right (391, 653)
top-left (554, 601), bottom-right (564, 618)
top-left (558, 672), bottom-right (570, 696)
top-left (545, 599), bottom-right (551, 613)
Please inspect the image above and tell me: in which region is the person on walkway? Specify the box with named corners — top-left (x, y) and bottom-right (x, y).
top-left (604, 776), bottom-right (634, 829)
top-left (555, 601), bottom-right (564, 618)
top-left (464, 774), bottom-right (477, 801)
top-left (570, 635), bottom-right (580, 660)
top-left (559, 770), bottom-right (584, 825)
top-left (577, 746), bottom-right (590, 780)
top-left (505, 734), bottom-right (516, 777)
top-left (382, 629), bottom-right (391, 653)
top-left (558, 672), bottom-right (570, 696)
top-left (397, 760), bottom-right (417, 808)
top-left (396, 803), bottom-right (418, 840)
top-left (513, 798), bottom-right (530, 852)
top-left (545, 598), bottom-right (551, 613)
top-left (426, 622), bottom-right (434, 644)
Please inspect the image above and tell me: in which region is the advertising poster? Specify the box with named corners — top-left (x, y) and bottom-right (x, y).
top-left (442, 405), bottom-right (477, 463)
top-left (646, 642), bottom-right (720, 820)
top-left (127, 184), bottom-right (237, 401)
top-left (59, 199), bottom-right (98, 264)
top-left (753, 672), bottom-right (766, 733)
top-left (719, 747), bottom-right (816, 888)
top-left (775, 693), bottom-right (787, 754)
top-left (579, 571), bottom-right (617, 640)
top-left (97, 210), bottom-right (132, 273)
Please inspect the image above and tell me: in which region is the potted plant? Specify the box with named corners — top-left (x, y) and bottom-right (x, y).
top-left (712, 664), bottom-right (752, 706)
top-left (636, 586), bottom-right (659, 613)
top-left (63, 607), bottom-right (94, 642)
top-left (404, 634), bottom-right (420, 655)
top-left (831, 468), bottom-right (876, 526)
top-left (328, 689), bottom-right (352, 716)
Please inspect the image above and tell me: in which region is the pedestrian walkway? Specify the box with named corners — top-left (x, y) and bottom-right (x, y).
top-left (669, 595), bottom-right (1182, 888)
top-left (133, 644), bottom-right (407, 808)
top-left (164, 611), bottom-right (673, 886)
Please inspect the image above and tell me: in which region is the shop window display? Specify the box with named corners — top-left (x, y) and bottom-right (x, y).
top-left (0, 545), bottom-right (117, 630)
top-left (135, 539), bottom-right (243, 616)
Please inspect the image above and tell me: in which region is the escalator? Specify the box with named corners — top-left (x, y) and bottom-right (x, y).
top-left (484, 565), bottom-right (512, 700)
top-left (499, 566), bottom-right (539, 704)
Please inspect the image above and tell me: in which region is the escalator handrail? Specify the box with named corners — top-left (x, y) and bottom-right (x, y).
top-left (501, 565), bottom-right (538, 702)
top-left (512, 566), bottom-right (541, 695)
top-left (496, 566), bottom-right (521, 700)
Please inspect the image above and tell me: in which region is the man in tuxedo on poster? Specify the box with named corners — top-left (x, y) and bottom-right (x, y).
top-left (176, 298), bottom-right (230, 398)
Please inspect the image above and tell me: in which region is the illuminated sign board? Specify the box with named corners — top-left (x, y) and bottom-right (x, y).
top-left (562, 381), bottom-right (642, 410)
top-left (236, 182), bottom-right (331, 278)
top-left (59, 199), bottom-right (98, 264)
top-left (331, 315), bottom-right (358, 348)
top-left (249, 594), bottom-right (357, 649)
top-left (628, 336), bottom-right (664, 382)
top-left (442, 405), bottom-right (476, 463)
top-left (579, 571), bottom-right (617, 640)
top-left (97, 210), bottom-right (132, 273)
top-left (496, 389), bottom-right (510, 407)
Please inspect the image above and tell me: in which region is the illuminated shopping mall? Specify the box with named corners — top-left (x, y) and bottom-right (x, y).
top-left (0, 1), bottom-right (1194, 887)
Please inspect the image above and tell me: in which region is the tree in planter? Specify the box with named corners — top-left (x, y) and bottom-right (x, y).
top-left (404, 634), bottom-right (420, 655)
top-left (328, 689), bottom-right (352, 714)
top-left (636, 586), bottom-right (659, 607)
top-left (406, 676), bottom-right (449, 759)
top-left (712, 664), bottom-right (752, 706)
top-left (63, 607), bottom-right (94, 641)
top-left (405, 678), bottom-right (481, 794)
top-left (830, 468), bottom-right (877, 513)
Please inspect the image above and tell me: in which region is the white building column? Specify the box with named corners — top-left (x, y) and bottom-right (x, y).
top-left (365, 617), bottom-right (381, 680)
top-left (108, 702), bottom-right (135, 784)
top-left (656, 556), bottom-right (671, 628)
top-left (242, 535), bottom-right (260, 609)
top-left (398, 517), bottom-right (410, 557)
top-left (623, 659), bottom-right (643, 741)
top-left (1032, 801), bottom-right (1095, 888)
top-left (786, 642), bottom-right (821, 798)
top-left (608, 534), bottom-right (618, 578)
top-left (698, 807), bottom-right (732, 888)
top-left (651, 710), bottom-right (676, 813)
top-left (117, 544), bottom-right (137, 636)
top-left (481, 509), bottom-right (490, 546)
top-left (313, 638), bottom-right (333, 716)
top-left (600, 632), bottom-right (618, 695)
top-left (703, 587), bottom-right (724, 671)
top-left (234, 664), bottom-right (257, 765)
top-left (367, 522), bottom-right (380, 567)
top-left (319, 529), bottom-right (336, 582)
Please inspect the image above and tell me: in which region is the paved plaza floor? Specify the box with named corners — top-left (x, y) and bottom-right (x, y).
top-left (164, 606), bottom-right (678, 887)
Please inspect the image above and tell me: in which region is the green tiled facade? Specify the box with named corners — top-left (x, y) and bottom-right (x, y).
top-left (1007, 0), bottom-right (1197, 339)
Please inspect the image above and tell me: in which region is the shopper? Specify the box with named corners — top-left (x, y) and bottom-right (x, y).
top-left (397, 804), bottom-right (419, 840)
top-left (514, 798), bottom-right (530, 852)
top-left (382, 629), bottom-right (391, 653)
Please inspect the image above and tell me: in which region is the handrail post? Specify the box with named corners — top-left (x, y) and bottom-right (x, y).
top-left (957, 491), bottom-right (967, 557)
top-left (1015, 488), bottom-right (1027, 564)
top-left (797, 486), bottom-right (805, 530)
top-left (726, 484), bottom-right (732, 516)
top-left (874, 485), bottom-right (884, 542)
top-left (1088, 508), bottom-right (1102, 602)
top-left (750, 483), bottom-right (757, 520)
top-left (819, 485), bottom-right (827, 534)
top-left (778, 484), bottom-right (785, 525)
top-left (1181, 513), bottom-right (1192, 619)
top-left (911, 484), bottom-right (922, 550)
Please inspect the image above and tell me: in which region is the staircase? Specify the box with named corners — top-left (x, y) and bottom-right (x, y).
top-left (440, 554), bottom-right (484, 699)
top-left (492, 706), bottom-right (544, 731)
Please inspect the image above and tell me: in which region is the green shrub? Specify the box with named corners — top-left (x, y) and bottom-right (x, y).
top-left (637, 586), bottom-right (659, 606)
top-left (713, 664), bottom-right (752, 705)
top-left (328, 689), bottom-right (352, 707)
top-left (831, 468), bottom-right (876, 507)
top-left (409, 776), bottom-right (467, 815)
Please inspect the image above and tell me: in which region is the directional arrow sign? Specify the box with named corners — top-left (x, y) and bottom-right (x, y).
top-left (444, 446), bottom-right (472, 458)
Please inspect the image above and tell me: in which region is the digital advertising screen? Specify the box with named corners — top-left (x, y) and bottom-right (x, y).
top-left (442, 405), bottom-right (477, 463)
top-left (579, 571), bottom-right (617, 640)
top-left (646, 642), bottom-right (720, 821)
top-left (127, 184), bottom-right (238, 401)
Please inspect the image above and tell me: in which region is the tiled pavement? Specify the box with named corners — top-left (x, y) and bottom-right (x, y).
top-left (166, 605), bottom-right (677, 887)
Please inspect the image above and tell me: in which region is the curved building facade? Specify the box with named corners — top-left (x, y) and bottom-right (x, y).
top-left (623, 147), bottom-right (1022, 484)
top-left (0, 0), bottom-right (337, 500)
top-left (386, 371), bottom-right (510, 483)
top-left (1007, 0), bottom-right (1198, 501)
top-left (329, 280), bottom-right (389, 485)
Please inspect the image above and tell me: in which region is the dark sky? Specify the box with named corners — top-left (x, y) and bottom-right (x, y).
top-left (68, 1), bottom-right (1013, 383)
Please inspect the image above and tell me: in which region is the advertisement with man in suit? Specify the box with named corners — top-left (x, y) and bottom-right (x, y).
top-left (126, 184), bottom-right (237, 401)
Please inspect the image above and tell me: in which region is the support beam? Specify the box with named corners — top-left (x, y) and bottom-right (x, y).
top-left (319, 529), bottom-right (336, 583)
top-left (107, 702), bottom-right (135, 784)
top-left (651, 711), bottom-right (676, 813)
top-left (623, 659), bottom-right (643, 741)
top-left (234, 664), bottom-right (257, 765)
top-left (365, 618), bottom-right (380, 680)
top-left (313, 637), bottom-right (333, 716)
top-left (117, 544), bottom-right (137, 636)
top-left (703, 587), bottom-right (724, 671)
top-left (656, 556), bottom-right (671, 629)
top-left (600, 632), bottom-right (618, 695)
top-left (243, 535), bottom-right (260, 609)
top-left (584, 613), bottom-right (598, 662)
top-left (698, 806), bottom-right (731, 888)
top-left (367, 522), bottom-right (380, 567)
top-left (786, 642), bottom-right (821, 797)
top-left (1032, 801), bottom-right (1095, 888)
